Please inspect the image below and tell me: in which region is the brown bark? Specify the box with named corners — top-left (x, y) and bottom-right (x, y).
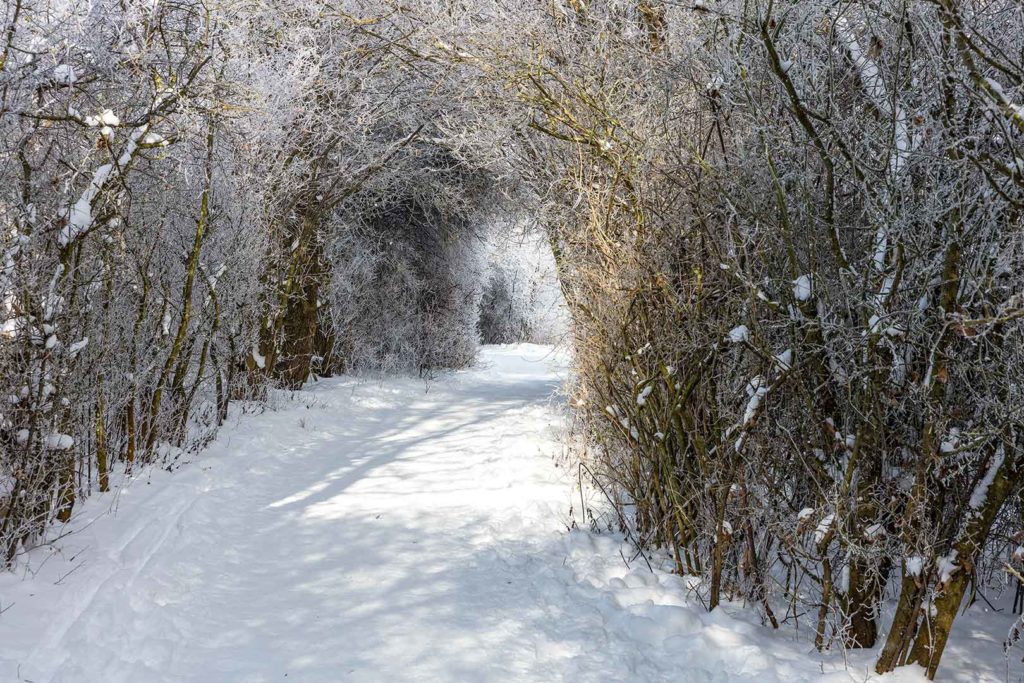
top-left (909, 450), bottom-right (1017, 677)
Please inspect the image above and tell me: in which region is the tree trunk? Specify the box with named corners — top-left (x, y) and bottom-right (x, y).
top-left (909, 449), bottom-right (1017, 677)
top-left (95, 373), bottom-right (109, 492)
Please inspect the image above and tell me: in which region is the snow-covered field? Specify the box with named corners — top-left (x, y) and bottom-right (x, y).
top-left (0, 345), bottom-right (1013, 682)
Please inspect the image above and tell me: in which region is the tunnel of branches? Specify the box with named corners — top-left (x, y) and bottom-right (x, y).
top-left (4, 2), bottom-right (1024, 679)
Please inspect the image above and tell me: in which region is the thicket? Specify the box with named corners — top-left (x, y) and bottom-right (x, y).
top-left (421, 0), bottom-right (1024, 677)
top-left (0, 0), bottom-right (550, 570)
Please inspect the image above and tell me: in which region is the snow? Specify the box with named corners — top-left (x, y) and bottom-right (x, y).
top-left (727, 324), bottom-right (750, 343)
top-left (43, 433), bottom-right (74, 450)
top-left (62, 102), bottom-right (164, 247)
top-left (938, 551), bottom-right (959, 583)
top-left (250, 344), bottom-right (266, 369)
top-left (99, 109), bottom-right (120, 126)
top-left (815, 512), bottom-right (835, 544)
top-left (940, 428), bottom-right (960, 454)
top-left (792, 274), bottom-right (812, 301)
top-left (969, 445), bottom-right (1005, 510)
top-left (864, 523), bottom-right (885, 540)
top-left (142, 132), bottom-right (168, 146)
top-left (68, 337), bottom-right (88, 355)
top-left (742, 375), bottom-right (767, 425)
top-left (84, 110), bottom-right (120, 127)
top-left (985, 78), bottom-right (1004, 96)
top-left (0, 345), bottom-right (1006, 682)
top-left (906, 555), bottom-right (925, 577)
top-left (636, 384), bottom-right (654, 406)
top-left (61, 163), bottom-right (113, 246)
top-left (52, 64), bottom-right (77, 84)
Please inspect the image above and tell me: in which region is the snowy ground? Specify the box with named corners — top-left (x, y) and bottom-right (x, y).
top-left (0, 345), bottom-right (1016, 682)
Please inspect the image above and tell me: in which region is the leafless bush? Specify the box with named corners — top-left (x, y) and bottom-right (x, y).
top-left (416, 0), bottom-right (1024, 676)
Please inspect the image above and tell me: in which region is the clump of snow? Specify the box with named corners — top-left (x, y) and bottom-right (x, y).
top-left (938, 551), bottom-right (959, 583)
top-left (142, 132), bottom-right (168, 146)
top-left (61, 163), bottom-right (113, 246)
top-left (636, 384), bottom-right (654, 406)
top-left (53, 64), bottom-right (77, 84)
top-left (155, 442), bottom-right (185, 461)
top-left (792, 274), bottom-right (812, 301)
top-left (741, 375), bottom-right (767, 426)
top-left (815, 512), bottom-right (835, 544)
top-left (940, 427), bottom-right (960, 454)
top-left (969, 445), bottom-right (1005, 510)
top-left (906, 555), bottom-right (925, 576)
top-left (726, 325), bottom-right (749, 343)
top-left (69, 337), bottom-right (89, 356)
top-left (44, 433), bottom-right (74, 450)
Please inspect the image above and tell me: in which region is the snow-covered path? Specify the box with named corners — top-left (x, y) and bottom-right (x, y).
top-left (0, 345), bottom-right (999, 682)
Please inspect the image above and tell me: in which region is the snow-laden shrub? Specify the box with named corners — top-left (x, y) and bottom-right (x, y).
top-left (418, 0), bottom-right (1024, 676)
top-left (325, 144), bottom-right (495, 374)
top-left (329, 223), bottom-right (484, 374)
top-left (0, 0), bottom-right (273, 564)
top-left (0, 0), bottom-right (507, 564)
top-left (478, 230), bottom-right (568, 345)
top-left (478, 266), bottom-right (532, 345)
